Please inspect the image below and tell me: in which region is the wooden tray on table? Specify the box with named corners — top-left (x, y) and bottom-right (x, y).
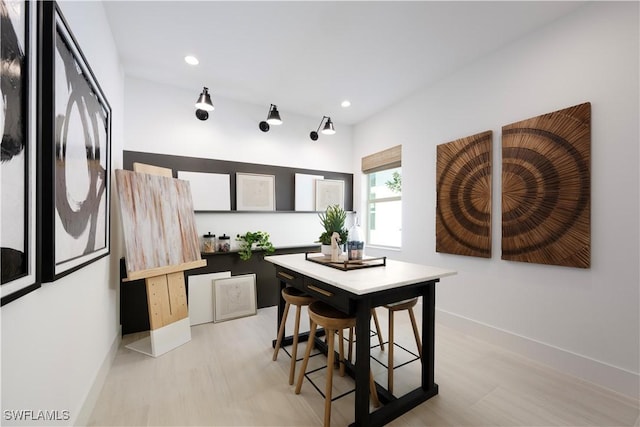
top-left (304, 252), bottom-right (386, 271)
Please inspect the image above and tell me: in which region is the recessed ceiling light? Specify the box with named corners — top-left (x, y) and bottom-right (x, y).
top-left (184, 55), bottom-right (199, 65)
top-left (341, 100), bottom-right (351, 108)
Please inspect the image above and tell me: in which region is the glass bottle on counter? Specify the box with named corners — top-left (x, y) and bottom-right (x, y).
top-left (347, 219), bottom-right (365, 261)
top-left (218, 234), bottom-right (231, 252)
top-left (202, 232), bottom-right (216, 253)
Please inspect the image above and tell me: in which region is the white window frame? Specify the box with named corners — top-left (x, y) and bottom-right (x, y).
top-left (366, 168), bottom-right (402, 248)
top-left (361, 145), bottom-right (402, 249)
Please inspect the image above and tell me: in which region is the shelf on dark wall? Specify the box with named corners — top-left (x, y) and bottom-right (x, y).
top-left (119, 245), bottom-right (320, 335)
top-left (122, 150), bottom-right (354, 212)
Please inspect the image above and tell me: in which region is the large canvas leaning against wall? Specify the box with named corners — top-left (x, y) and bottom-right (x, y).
top-left (115, 170), bottom-right (202, 278)
top-left (40, 1), bottom-right (112, 281)
top-left (1, 0), bottom-right (40, 305)
top-left (436, 130), bottom-right (493, 258)
top-left (501, 102), bottom-right (591, 268)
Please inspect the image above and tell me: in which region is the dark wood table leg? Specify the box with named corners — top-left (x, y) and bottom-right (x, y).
top-left (354, 281), bottom-right (440, 427)
top-left (422, 282), bottom-right (438, 393)
top-left (353, 298), bottom-right (372, 426)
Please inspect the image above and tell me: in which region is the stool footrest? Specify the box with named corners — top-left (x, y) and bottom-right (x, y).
top-left (271, 328), bottom-right (326, 348)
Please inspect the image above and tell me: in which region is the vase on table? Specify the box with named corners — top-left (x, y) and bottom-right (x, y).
top-left (321, 244), bottom-right (332, 258)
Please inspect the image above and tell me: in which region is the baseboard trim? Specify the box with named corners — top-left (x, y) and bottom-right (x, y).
top-left (436, 308), bottom-right (639, 400)
top-left (74, 327), bottom-right (121, 426)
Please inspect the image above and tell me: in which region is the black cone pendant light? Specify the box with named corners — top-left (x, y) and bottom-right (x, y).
top-left (195, 87), bottom-right (214, 120)
top-left (259, 104), bottom-right (282, 132)
top-left (310, 116), bottom-right (336, 140)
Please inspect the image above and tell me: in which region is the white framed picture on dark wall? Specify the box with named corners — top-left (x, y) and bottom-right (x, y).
top-left (236, 172), bottom-right (275, 211)
top-left (294, 173), bottom-right (324, 211)
top-left (40, 1), bottom-right (112, 281)
top-left (177, 170), bottom-right (231, 211)
top-left (1, 0), bottom-right (40, 305)
top-left (315, 179), bottom-right (345, 211)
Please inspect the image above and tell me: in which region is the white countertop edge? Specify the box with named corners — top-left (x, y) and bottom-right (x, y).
top-left (265, 253), bottom-right (457, 295)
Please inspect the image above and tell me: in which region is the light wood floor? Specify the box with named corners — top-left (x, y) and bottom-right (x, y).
top-left (89, 303), bottom-right (639, 426)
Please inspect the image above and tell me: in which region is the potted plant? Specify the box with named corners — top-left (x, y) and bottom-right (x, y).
top-left (236, 231), bottom-right (275, 261)
top-left (317, 205), bottom-right (348, 256)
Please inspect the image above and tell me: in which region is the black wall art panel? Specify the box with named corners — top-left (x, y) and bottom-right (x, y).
top-left (40, 1), bottom-right (111, 281)
top-left (1, 0), bottom-right (40, 305)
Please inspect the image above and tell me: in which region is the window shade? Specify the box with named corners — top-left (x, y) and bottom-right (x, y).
top-left (361, 145), bottom-right (402, 173)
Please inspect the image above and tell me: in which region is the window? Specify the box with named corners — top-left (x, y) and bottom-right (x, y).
top-left (367, 167), bottom-right (401, 247)
top-left (362, 145), bottom-right (402, 248)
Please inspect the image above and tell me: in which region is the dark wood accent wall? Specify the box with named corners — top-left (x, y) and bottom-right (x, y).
top-left (123, 150), bottom-right (353, 212)
top-left (120, 245), bottom-right (319, 335)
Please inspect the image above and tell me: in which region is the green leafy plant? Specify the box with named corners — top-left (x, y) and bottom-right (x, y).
top-left (385, 171), bottom-right (402, 194)
top-left (236, 231), bottom-right (275, 261)
top-left (316, 205), bottom-right (348, 245)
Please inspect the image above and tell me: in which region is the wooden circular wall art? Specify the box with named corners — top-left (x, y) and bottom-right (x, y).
top-left (437, 131), bottom-right (492, 258)
top-left (501, 102), bottom-right (591, 268)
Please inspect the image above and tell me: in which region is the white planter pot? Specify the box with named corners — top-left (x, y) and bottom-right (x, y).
top-left (321, 244), bottom-right (346, 259)
top-left (321, 244), bottom-right (332, 257)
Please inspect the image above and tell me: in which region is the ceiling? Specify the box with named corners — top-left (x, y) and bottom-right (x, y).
top-left (103, 1), bottom-right (585, 125)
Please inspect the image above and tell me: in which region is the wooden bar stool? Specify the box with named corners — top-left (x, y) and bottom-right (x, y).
top-left (295, 301), bottom-right (379, 427)
top-left (384, 297), bottom-right (422, 394)
top-left (273, 287), bottom-right (316, 385)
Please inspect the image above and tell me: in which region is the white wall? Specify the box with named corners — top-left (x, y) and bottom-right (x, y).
top-left (124, 76), bottom-right (355, 246)
top-left (354, 2), bottom-right (639, 398)
top-left (0, 2), bottom-right (124, 425)
top-left (4, 4), bottom-right (634, 425)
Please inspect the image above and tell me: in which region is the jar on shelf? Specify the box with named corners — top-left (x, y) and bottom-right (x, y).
top-left (202, 232), bottom-right (216, 253)
top-left (218, 234), bottom-right (231, 252)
